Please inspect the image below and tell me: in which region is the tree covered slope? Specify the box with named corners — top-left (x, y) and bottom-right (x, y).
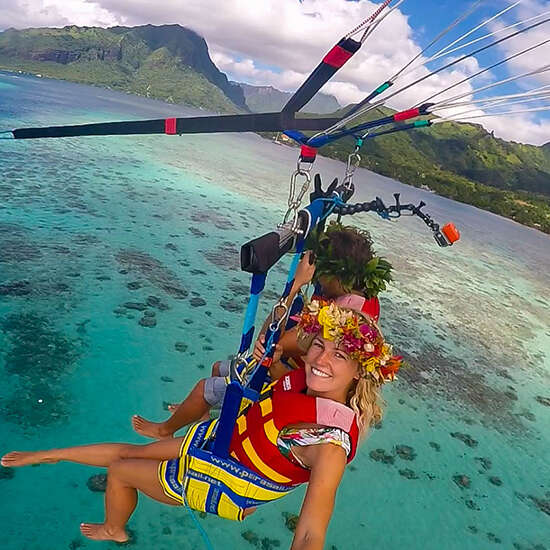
top-left (0, 24), bottom-right (247, 112)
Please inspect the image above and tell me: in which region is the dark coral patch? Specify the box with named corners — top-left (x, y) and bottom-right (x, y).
top-left (453, 474), bottom-right (471, 489)
top-left (399, 468), bottom-right (419, 479)
top-left (146, 295), bottom-right (170, 310)
top-left (139, 316), bottom-right (157, 327)
top-left (203, 242), bottom-right (240, 271)
top-left (188, 227), bottom-right (206, 238)
top-left (282, 512), bottom-right (299, 532)
top-left (116, 249), bottom-right (187, 299)
top-left (87, 473), bottom-right (107, 492)
top-left (123, 302), bottom-right (148, 311)
top-left (127, 281), bottom-right (143, 290)
top-left (487, 533), bottom-right (502, 544)
top-left (220, 298), bottom-right (245, 313)
top-left (0, 280), bottom-right (32, 296)
top-left (191, 209), bottom-right (234, 230)
top-left (475, 457), bottom-right (492, 471)
top-left (0, 466), bottom-right (15, 480)
top-left (369, 449), bottom-right (394, 465)
top-left (450, 432), bottom-right (478, 448)
top-left (395, 444), bottom-right (416, 461)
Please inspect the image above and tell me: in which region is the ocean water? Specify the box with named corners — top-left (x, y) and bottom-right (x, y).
top-left (0, 71), bottom-right (549, 550)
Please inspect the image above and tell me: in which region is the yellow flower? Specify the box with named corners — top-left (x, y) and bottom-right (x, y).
top-left (318, 306), bottom-right (338, 340)
top-left (365, 357), bottom-right (378, 372)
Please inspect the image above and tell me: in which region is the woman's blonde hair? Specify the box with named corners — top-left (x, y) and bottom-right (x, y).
top-left (348, 377), bottom-right (384, 438)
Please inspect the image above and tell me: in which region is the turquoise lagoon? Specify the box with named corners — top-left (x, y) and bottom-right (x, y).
top-left (0, 72), bottom-right (549, 550)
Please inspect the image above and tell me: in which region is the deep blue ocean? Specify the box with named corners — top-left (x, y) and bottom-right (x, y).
top-left (0, 71), bottom-right (549, 550)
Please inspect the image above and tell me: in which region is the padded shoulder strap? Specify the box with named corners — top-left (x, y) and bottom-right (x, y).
top-left (315, 398), bottom-right (356, 432)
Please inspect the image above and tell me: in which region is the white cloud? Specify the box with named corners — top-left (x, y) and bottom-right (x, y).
top-left (0, 0), bottom-right (118, 29)
top-left (1, 0), bottom-right (548, 144)
top-left (493, 0), bottom-right (550, 86)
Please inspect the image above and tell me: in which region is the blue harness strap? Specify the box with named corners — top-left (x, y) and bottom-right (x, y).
top-left (237, 272), bottom-right (267, 355)
top-left (213, 199), bottom-right (325, 459)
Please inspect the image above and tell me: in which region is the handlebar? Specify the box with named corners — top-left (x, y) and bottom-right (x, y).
top-left (334, 193), bottom-right (460, 247)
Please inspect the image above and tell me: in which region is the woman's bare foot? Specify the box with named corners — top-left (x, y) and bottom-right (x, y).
top-left (1, 451), bottom-right (59, 468)
top-left (80, 523), bottom-right (128, 543)
top-left (131, 415), bottom-right (173, 439)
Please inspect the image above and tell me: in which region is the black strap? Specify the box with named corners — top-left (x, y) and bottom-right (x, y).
top-left (12, 113), bottom-right (340, 140)
top-left (282, 38), bottom-right (361, 113)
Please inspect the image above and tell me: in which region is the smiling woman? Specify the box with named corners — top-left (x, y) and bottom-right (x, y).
top-left (1, 299), bottom-right (400, 550)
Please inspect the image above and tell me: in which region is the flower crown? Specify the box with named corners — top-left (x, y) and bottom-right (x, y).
top-left (296, 299), bottom-right (402, 383)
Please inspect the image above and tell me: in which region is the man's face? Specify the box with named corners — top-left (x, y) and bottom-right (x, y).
top-left (317, 275), bottom-right (346, 299)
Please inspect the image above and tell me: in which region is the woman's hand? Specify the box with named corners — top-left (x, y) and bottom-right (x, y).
top-left (253, 334), bottom-right (283, 364)
top-left (292, 251), bottom-right (316, 291)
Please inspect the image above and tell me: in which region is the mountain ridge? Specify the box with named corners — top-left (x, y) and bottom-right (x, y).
top-left (236, 81), bottom-right (340, 114)
top-left (0, 24), bottom-right (247, 112)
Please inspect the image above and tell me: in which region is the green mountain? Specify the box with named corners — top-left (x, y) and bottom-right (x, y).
top-left (237, 82), bottom-right (340, 114)
top-left (0, 24), bottom-right (247, 112)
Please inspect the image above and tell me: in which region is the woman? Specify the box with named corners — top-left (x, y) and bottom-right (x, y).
top-left (1, 299), bottom-right (401, 550)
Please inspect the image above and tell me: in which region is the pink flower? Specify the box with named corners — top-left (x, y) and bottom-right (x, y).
top-left (359, 324), bottom-right (378, 339)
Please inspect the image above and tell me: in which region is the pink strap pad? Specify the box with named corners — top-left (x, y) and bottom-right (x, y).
top-left (316, 397), bottom-right (355, 432)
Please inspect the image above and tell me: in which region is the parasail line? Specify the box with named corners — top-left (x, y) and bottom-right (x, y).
top-left (434, 104), bottom-right (550, 123)
top-left (431, 1), bottom-right (522, 60)
top-left (390, 0), bottom-right (487, 83)
top-left (423, 64), bottom-right (550, 112)
top-left (345, 0), bottom-right (395, 40)
top-left (433, 84), bottom-right (550, 109)
top-left (326, 13), bottom-right (550, 136)
top-left (431, 92), bottom-right (550, 117)
top-left (359, 0), bottom-right (407, 43)
top-left (414, 35), bottom-right (550, 107)
top-left (406, 9), bottom-right (550, 75)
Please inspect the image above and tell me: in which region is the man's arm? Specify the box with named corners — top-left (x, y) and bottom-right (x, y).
top-left (259, 251), bottom-right (315, 337)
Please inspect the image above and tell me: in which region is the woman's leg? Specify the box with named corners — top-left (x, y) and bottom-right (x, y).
top-left (1, 436), bottom-right (185, 468)
top-left (132, 378), bottom-right (210, 439)
top-left (81, 458), bottom-right (177, 542)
